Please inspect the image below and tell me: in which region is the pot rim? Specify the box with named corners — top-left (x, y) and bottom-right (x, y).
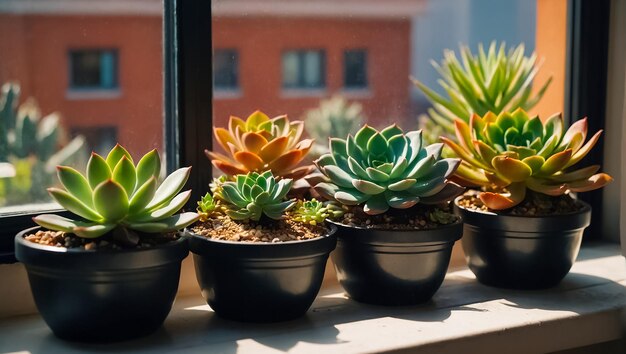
top-left (453, 196), bottom-right (592, 233)
top-left (327, 218), bottom-right (463, 245)
top-left (15, 226), bottom-right (189, 269)
top-left (15, 226), bottom-right (187, 255)
top-left (453, 195), bottom-right (591, 219)
top-left (185, 223), bottom-right (337, 248)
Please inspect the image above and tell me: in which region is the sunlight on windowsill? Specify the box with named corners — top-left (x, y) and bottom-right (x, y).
top-left (1, 243), bottom-right (624, 354)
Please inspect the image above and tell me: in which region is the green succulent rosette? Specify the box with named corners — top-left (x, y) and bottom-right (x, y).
top-left (215, 170), bottom-right (295, 221)
top-left (33, 144), bottom-right (199, 238)
top-left (314, 124), bottom-right (464, 215)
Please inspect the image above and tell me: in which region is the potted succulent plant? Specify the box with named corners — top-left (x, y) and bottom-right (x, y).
top-left (15, 144), bottom-right (199, 342)
top-left (205, 110), bottom-right (314, 181)
top-left (444, 109), bottom-right (612, 289)
top-left (190, 110), bottom-right (338, 322)
top-left (313, 124), bottom-right (465, 305)
top-left (412, 42), bottom-right (552, 144)
top-left (188, 171), bottom-right (339, 322)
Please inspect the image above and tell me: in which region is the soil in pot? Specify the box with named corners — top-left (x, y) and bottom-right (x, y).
top-left (455, 190), bottom-right (591, 290)
top-left (189, 216), bottom-right (336, 322)
top-left (330, 205), bottom-right (463, 306)
top-left (191, 215), bottom-right (325, 242)
top-left (16, 227), bottom-right (187, 342)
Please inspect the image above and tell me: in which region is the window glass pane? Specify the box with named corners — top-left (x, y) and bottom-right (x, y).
top-left (282, 51), bottom-right (300, 88)
top-left (212, 0), bottom-right (568, 172)
top-left (302, 51), bottom-right (323, 88)
top-left (0, 3), bottom-right (164, 212)
top-left (281, 50), bottom-right (324, 89)
top-left (214, 49), bottom-right (238, 90)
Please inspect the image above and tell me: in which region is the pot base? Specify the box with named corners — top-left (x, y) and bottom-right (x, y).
top-left (15, 227), bottom-right (187, 343)
top-left (330, 220), bottom-right (462, 306)
top-left (189, 228), bottom-right (337, 323)
top-left (455, 198), bottom-right (591, 290)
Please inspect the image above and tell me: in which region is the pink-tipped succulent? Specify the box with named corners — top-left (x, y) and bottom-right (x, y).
top-left (206, 111), bottom-right (314, 180)
top-left (443, 109), bottom-right (612, 210)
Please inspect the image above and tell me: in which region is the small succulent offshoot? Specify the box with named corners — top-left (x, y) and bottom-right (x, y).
top-left (215, 171), bottom-right (296, 221)
top-left (206, 111), bottom-right (314, 180)
top-left (32, 144), bottom-right (199, 244)
top-left (443, 109), bottom-right (612, 210)
top-left (291, 199), bottom-right (344, 226)
top-left (314, 124), bottom-right (464, 215)
top-left (197, 192), bottom-right (219, 222)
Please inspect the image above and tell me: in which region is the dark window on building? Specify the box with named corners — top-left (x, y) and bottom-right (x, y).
top-left (344, 49), bottom-right (367, 88)
top-left (282, 50), bottom-right (326, 89)
top-left (69, 50), bottom-right (118, 90)
top-left (213, 49), bottom-right (239, 90)
top-left (71, 126), bottom-right (117, 156)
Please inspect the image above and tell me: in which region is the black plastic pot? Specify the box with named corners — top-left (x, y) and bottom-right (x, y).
top-left (15, 227), bottom-right (188, 342)
top-left (188, 226), bottom-right (336, 322)
top-left (454, 198), bottom-right (591, 289)
top-left (329, 220), bottom-right (463, 306)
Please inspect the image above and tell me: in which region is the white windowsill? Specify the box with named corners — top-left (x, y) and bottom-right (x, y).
top-left (65, 89), bottom-right (122, 100)
top-left (1, 243), bottom-right (625, 354)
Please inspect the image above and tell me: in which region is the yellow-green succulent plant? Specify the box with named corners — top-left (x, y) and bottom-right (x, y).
top-left (33, 144), bottom-right (199, 238)
top-left (443, 109), bottom-right (612, 210)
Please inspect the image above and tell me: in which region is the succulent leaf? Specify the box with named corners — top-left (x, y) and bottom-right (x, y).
top-left (87, 153), bottom-right (112, 189)
top-left (57, 166), bottom-right (93, 207)
top-left (135, 149), bottom-right (161, 187)
top-left (112, 156), bottom-right (137, 196)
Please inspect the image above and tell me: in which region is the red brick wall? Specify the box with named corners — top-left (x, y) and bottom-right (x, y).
top-left (213, 17), bottom-right (411, 131)
top-left (0, 14), bottom-right (163, 157)
top-left (0, 14), bottom-right (411, 157)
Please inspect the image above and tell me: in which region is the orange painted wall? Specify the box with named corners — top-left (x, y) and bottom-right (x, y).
top-left (533, 0), bottom-right (568, 119)
top-left (212, 17), bottom-right (411, 130)
top-left (0, 14), bottom-right (163, 157)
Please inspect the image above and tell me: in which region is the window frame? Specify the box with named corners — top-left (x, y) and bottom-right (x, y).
top-left (0, 0), bottom-right (612, 263)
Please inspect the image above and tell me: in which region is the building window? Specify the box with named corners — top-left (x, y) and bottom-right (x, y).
top-left (71, 126), bottom-right (117, 156)
top-left (344, 49), bottom-right (368, 89)
top-left (213, 49), bottom-right (239, 90)
top-left (69, 50), bottom-right (118, 90)
top-left (282, 50), bottom-right (326, 89)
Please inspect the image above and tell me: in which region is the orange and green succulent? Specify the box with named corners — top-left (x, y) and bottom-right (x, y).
top-left (443, 109), bottom-right (612, 210)
top-left (206, 111), bottom-right (314, 180)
